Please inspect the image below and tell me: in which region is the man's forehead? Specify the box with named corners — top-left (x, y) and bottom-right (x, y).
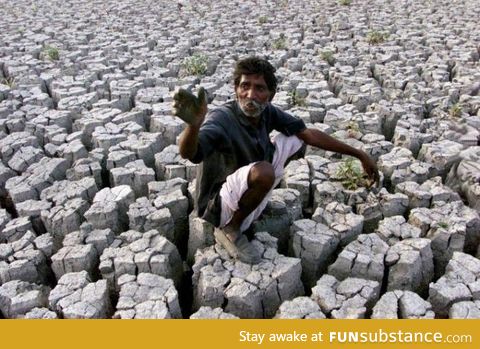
top-left (239, 73), bottom-right (267, 85)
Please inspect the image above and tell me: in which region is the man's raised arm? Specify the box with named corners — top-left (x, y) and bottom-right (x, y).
top-left (172, 87), bottom-right (208, 160)
top-left (296, 127), bottom-right (380, 185)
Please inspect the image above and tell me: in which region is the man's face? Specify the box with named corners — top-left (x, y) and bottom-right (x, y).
top-left (235, 74), bottom-right (272, 118)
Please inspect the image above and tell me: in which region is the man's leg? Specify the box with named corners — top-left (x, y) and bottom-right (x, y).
top-left (215, 135), bottom-right (304, 263)
top-left (222, 161), bottom-right (275, 242)
top-left (214, 161), bottom-right (274, 263)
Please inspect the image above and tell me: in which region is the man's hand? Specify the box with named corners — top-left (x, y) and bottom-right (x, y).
top-left (359, 154), bottom-right (380, 188)
top-left (172, 87), bottom-right (208, 127)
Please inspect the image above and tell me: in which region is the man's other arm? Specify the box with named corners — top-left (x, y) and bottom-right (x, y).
top-left (296, 128), bottom-right (380, 184)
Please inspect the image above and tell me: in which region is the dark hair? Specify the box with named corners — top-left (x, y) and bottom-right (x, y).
top-left (233, 57), bottom-right (277, 99)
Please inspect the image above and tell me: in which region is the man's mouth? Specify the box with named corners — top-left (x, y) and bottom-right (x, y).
top-left (244, 100), bottom-right (261, 110)
top-left (239, 98), bottom-right (268, 118)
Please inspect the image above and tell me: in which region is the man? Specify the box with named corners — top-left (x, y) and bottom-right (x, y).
top-left (172, 57), bottom-right (379, 264)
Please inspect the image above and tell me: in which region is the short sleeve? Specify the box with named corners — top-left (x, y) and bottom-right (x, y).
top-left (270, 105), bottom-right (306, 136)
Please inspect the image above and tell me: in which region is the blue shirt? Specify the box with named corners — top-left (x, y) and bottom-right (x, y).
top-left (191, 100), bottom-right (306, 226)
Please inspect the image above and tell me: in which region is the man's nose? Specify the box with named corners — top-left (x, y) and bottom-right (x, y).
top-left (246, 88), bottom-right (255, 99)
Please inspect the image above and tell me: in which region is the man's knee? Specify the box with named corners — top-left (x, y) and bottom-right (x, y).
top-left (248, 161), bottom-right (275, 190)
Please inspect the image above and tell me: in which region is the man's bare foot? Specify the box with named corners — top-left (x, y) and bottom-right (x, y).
top-left (222, 224), bottom-right (240, 243)
top-left (214, 227), bottom-right (261, 264)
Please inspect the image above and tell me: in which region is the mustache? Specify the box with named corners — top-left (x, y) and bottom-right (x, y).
top-left (244, 99), bottom-right (265, 109)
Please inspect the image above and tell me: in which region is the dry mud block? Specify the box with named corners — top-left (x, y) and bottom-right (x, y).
top-left (15, 199), bottom-right (52, 235)
top-left (85, 185), bottom-right (135, 234)
top-left (274, 297), bottom-right (326, 319)
top-left (385, 238), bottom-right (434, 295)
top-left (106, 149), bottom-right (136, 171)
top-left (376, 216), bottom-right (421, 244)
top-left (312, 202), bottom-right (364, 246)
top-left (446, 147), bottom-right (480, 212)
top-left (418, 140), bottom-right (464, 178)
top-left (378, 147), bottom-right (416, 179)
top-left (282, 158), bottom-right (310, 208)
top-left (376, 188), bottom-right (409, 218)
top-left (253, 188), bottom-right (302, 252)
top-left (149, 115), bottom-right (184, 148)
top-left (192, 232), bottom-right (304, 319)
top-left (91, 123), bottom-right (128, 153)
top-left (155, 145), bottom-right (196, 181)
top-left (289, 219), bottom-right (339, 288)
top-left (429, 252), bottom-right (480, 318)
top-left (40, 177), bottom-right (98, 206)
top-left (0, 231), bottom-right (53, 285)
top-left (371, 290), bottom-right (434, 319)
top-left (99, 229), bottom-right (182, 292)
top-left (354, 192), bottom-right (385, 234)
top-left (378, 147), bottom-right (437, 188)
top-left (109, 160), bottom-right (155, 198)
top-left (113, 273), bottom-right (181, 319)
top-left (24, 307), bottom-right (58, 319)
top-left (151, 179), bottom-right (190, 248)
top-left (127, 197), bottom-right (174, 240)
top-left (0, 280), bottom-right (50, 318)
top-left (56, 140), bottom-right (89, 168)
top-left (109, 132), bottom-right (164, 168)
top-left (449, 301), bottom-right (480, 319)
top-left (328, 233), bottom-right (388, 284)
top-left (376, 216), bottom-right (434, 295)
top-left (0, 216), bottom-right (32, 243)
top-left (48, 271), bottom-right (112, 319)
top-left (0, 208), bottom-right (11, 234)
top-left (51, 244), bottom-right (98, 281)
top-left (311, 275), bottom-right (380, 319)
top-left (66, 158), bottom-right (103, 188)
top-left (395, 177), bottom-right (461, 210)
top-left (41, 198), bottom-right (90, 251)
top-left (5, 157), bottom-right (68, 204)
top-left (0, 131), bottom-right (39, 165)
top-left (7, 146), bottom-right (44, 173)
top-left (409, 201), bottom-right (480, 276)
top-left (187, 214), bottom-right (215, 264)
top-left (72, 108), bottom-right (122, 148)
top-left (190, 306), bottom-right (239, 319)
top-left (51, 228), bottom-right (114, 280)
top-left (311, 168), bottom-right (347, 211)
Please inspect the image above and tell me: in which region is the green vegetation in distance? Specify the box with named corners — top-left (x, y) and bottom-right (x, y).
top-left (346, 120), bottom-right (361, 137)
top-left (271, 34), bottom-right (287, 50)
top-left (366, 30), bottom-right (389, 45)
top-left (1, 77), bottom-right (16, 88)
top-left (437, 222), bottom-right (449, 229)
top-left (258, 16), bottom-right (268, 24)
top-left (43, 45), bottom-right (60, 61)
top-left (181, 53), bottom-right (209, 77)
top-left (338, 0), bottom-right (352, 5)
top-left (449, 103), bottom-right (462, 118)
top-left (288, 90), bottom-right (306, 107)
top-left (321, 50), bottom-right (335, 65)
